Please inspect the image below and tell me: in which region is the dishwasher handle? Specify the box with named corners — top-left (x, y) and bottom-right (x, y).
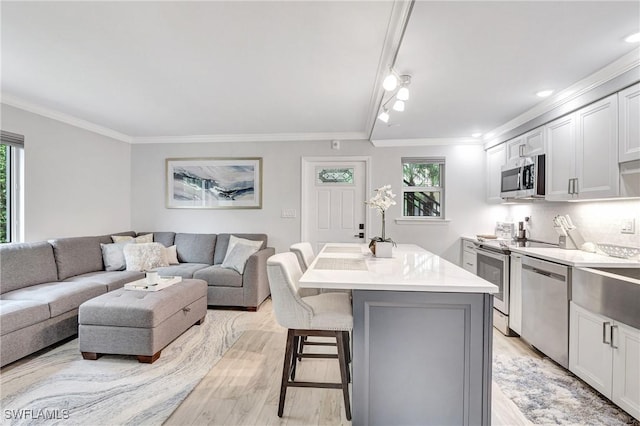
top-left (522, 263), bottom-right (566, 281)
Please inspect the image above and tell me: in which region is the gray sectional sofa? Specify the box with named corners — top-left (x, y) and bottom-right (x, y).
top-left (0, 231), bottom-right (274, 367)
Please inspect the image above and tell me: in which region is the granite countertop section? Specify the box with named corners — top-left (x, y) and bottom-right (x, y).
top-left (300, 243), bottom-right (498, 294)
top-left (462, 236), bottom-right (640, 268)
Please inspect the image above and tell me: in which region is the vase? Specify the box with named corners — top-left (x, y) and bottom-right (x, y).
top-left (374, 241), bottom-right (393, 258)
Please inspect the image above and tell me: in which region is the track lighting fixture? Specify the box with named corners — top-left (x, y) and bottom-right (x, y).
top-left (378, 108), bottom-right (390, 123)
top-left (377, 71), bottom-right (412, 123)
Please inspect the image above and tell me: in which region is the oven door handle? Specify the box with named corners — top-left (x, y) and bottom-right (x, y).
top-left (476, 247), bottom-right (509, 261)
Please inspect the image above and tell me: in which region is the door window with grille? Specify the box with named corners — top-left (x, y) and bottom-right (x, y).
top-left (402, 158), bottom-right (445, 219)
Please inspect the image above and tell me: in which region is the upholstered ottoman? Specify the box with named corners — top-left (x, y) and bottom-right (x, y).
top-left (78, 279), bottom-right (207, 363)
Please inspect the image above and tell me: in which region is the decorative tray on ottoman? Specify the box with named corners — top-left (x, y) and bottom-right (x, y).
top-left (124, 276), bottom-right (182, 291)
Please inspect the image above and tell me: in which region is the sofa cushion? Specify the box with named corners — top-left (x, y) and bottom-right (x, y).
top-left (174, 233), bottom-right (216, 264)
top-left (0, 242), bottom-right (59, 294)
top-left (65, 270), bottom-right (145, 292)
top-left (154, 263), bottom-right (209, 278)
top-left (0, 300), bottom-right (51, 335)
top-left (213, 234), bottom-right (267, 265)
top-left (50, 236), bottom-right (104, 281)
top-left (123, 243), bottom-right (169, 271)
top-left (137, 232), bottom-right (176, 248)
top-left (1, 281), bottom-right (106, 317)
top-left (194, 265), bottom-right (243, 288)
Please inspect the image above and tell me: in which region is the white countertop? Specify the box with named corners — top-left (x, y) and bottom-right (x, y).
top-left (463, 236), bottom-right (640, 267)
top-left (299, 243), bottom-right (498, 294)
top-left (508, 246), bottom-right (640, 267)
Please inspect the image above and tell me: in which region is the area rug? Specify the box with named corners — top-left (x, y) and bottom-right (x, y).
top-left (493, 354), bottom-right (639, 425)
top-left (0, 309), bottom-right (260, 426)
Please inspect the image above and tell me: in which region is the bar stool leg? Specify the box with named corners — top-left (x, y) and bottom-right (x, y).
top-left (278, 329), bottom-right (295, 417)
top-left (291, 335), bottom-right (300, 380)
top-left (336, 331), bottom-right (352, 421)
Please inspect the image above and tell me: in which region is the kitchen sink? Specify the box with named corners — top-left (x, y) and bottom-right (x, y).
top-left (589, 267), bottom-right (640, 280)
top-left (573, 267), bottom-right (640, 329)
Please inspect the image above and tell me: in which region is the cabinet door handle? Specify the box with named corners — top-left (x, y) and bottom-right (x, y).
top-left (519, 144), bottom-right (525, 157)
top-left (574, 178), bottom-right (579, 195)
top-left (568, 179), bottom-right (573, 194)
top-left (602, 321), bottom-right (611, 344)
top-left (610, 325), bottom-right (619, 349)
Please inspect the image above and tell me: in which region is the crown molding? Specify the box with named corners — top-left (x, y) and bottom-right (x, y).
top-left (131, 131), bottom-right (368, 144)
top-left (1, 94), bottom-right (132, 143)
top-left (1, 93), bottom-right (368, 144)
top-left (483, 47), bottom-right (640, 148)
top-left (371, 137), bottom-right (484, 147)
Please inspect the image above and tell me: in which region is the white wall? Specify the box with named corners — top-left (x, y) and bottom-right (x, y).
top-left (1, 105), bottom-right (132, 241)
top-left (130, 140), bottom-right (495, 264)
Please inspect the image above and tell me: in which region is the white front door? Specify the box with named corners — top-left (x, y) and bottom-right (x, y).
top-left (302, 158), bottom-right (369, 254)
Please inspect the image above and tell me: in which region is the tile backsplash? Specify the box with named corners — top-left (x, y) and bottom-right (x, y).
top-left (501, 199), bottom-right (640, 248)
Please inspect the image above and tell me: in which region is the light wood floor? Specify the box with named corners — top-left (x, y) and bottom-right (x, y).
top-left (166, 300), bottom-right (533, 425)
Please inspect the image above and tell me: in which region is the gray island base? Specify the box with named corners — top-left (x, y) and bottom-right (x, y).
top-left (353, 290), bottom-right (493, 426)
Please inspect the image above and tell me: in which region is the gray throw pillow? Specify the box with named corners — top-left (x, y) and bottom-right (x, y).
top-left (100, 241), bottom-right (131, 271)
top-left (221, 243), bottom-right (260, 274)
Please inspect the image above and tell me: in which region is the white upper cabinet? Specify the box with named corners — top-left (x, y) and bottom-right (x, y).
top-left (486, 143), bottom-right (506, 203)
top-left (545, 93), bottom-right (619, 201)
top-left (618, 82), bottom-right (640, 162)
top-left (545, 114), bottom-right (577, 201)
top-left (575, 94), bottom-right (619, 199)
top-left (506, 127), bottom-right (545, 162)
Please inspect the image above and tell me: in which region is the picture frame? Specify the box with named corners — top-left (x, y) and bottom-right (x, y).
top-left (166, 157), bottom-right (262, 209)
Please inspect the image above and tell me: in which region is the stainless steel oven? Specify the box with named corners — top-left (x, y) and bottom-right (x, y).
top-left (475, 245), bottom-right (510, 335)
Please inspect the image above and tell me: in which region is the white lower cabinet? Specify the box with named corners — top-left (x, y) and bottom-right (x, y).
top-left (612, 321), bottom-right (640, 420)
top-left (461, 239), bottom-right (476, 274)
top-left (570, 302), bottom-right (640, 419)
top-left (508, 253), bottom-right (522, 334)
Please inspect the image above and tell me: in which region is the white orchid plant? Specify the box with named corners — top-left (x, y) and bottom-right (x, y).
top-left (366, 185), bottom-right (397, 247)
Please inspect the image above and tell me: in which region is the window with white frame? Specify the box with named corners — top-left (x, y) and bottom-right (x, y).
top-left (1, 131), bottom-right (24, 243)
top-left (401, 157), bottom-right (445, 218)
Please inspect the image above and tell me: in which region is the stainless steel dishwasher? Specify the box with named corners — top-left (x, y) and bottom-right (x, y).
top-left (521, 256), bottom-right (571, 368)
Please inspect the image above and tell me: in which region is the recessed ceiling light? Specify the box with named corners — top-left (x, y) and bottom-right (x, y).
top-left (625, 32), bottom-right (640, 43)
top-left (471, 132), bottom-right (482, 138)
top-left (486, 132), bottom-right (495, 138)
top-left (536, 90), bottom-right (554, 98)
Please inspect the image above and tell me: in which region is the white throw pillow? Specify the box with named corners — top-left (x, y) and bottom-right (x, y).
top-left (221, 243), bottom-right (261, 274)
top-left (123, 242), bottom-right (169, 271)
top-left (164, 245), bottom-right (179, 265)
top-left (224, 235), bottom-right (263, 262)
top-left (112, 233), bottom-right (153, 244)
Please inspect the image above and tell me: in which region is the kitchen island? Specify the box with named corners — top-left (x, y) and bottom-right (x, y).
top-left (300, 243), bottom-right (498, 426)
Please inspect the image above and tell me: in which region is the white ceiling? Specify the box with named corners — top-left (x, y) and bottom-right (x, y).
top-left (1, 1), bottom-right (639, 143)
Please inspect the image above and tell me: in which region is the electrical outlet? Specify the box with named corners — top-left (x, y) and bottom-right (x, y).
top-left (621, 218), bottom-right (635, 234)
top-left (281, 209), bottom-right (297, 218)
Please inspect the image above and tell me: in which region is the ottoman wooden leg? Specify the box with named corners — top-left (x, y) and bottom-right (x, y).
top-left (196, 316), bottom-right (205, 325)
top-left (82, 352), bottom-right (101, 360)
top-left (137, 351), bottom-right (161, 364)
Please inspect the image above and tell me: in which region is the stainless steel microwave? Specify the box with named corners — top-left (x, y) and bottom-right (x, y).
top-left (500, 154), bottom-right (545, 199)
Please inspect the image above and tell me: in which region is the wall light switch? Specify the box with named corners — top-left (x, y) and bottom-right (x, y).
top-left (621, 218), bottom-right (635, 234)
top-left (281, 209), bottom-right (297, 218)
